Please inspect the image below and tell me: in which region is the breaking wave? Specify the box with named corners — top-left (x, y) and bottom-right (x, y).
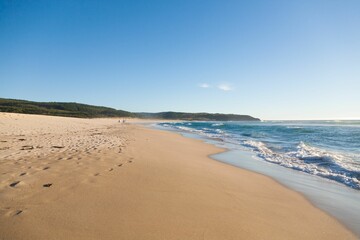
top-left (158, 121), bottom-right (360, 190)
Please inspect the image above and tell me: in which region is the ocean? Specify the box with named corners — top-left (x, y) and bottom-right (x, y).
top-left (156, 120), bottom-right (360, 235)
top-left (158, 120), bottom-right (360, 190)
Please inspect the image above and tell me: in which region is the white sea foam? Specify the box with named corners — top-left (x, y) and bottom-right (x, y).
top-left (215, 129), bottom-right (224, 134)
top-left (177, 126), bottom-right (202, 133)
top-left (211, 123), bottom-right (224, 127)
top-left (243, 140), bottom-right (360, 189)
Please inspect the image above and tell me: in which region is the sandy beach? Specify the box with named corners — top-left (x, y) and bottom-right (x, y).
top-left (0, 113), bottom-right (355, 239)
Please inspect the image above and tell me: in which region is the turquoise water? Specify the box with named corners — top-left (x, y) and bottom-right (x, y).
top-left (158, 121), bottom-right (360, 190)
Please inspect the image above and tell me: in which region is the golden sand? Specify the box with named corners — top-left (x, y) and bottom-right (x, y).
top-left (0, 113), bottom-right (355, 239)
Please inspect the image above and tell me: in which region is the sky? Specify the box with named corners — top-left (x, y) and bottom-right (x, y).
top-left (1, 0), bottom-right (359, 120)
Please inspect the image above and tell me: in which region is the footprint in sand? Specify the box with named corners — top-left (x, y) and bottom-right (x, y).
top-left (19, 172), bottom-right (26, 176)
top-left (117, 164), bottom-right (123, 167)
top-left (15, 210), bottom-right (23, 216)
top-left (9, 181), bottom-right (20, 187)
top-left (94, 173), bottom-right (100, 176)
top-left (109, 168), bottom-right (113, 171)
top-left (43, 166), bottom-right (50, 170)
top-left (21, 145), bottom-right (34, 150)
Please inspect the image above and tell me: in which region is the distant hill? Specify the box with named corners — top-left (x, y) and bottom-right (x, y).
top-left (136, 112), bottom-right (260, 121)
top-left (0, 98), bottom-right (135, 118)
top-left (0, 98), bottom-right (260, 121)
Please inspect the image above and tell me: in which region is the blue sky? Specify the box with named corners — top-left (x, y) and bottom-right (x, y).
top-left (1, 0), bottom-right (359, 120)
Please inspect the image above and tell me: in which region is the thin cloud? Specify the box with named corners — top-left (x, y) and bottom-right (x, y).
top-left (199, 83), bottom-right (211, 88)
top-left (217, 83), bottom-right (233, 91)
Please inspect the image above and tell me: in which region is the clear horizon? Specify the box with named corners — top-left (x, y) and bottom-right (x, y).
top-left (1, 0), bottom-right (359, 120)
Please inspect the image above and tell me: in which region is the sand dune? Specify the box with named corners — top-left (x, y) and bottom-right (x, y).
top-left (0, 113), bottom-right (355, 239)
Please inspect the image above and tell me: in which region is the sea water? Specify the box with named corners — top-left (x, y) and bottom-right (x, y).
top-left (156, 120), bottom-right (360, 235)
top-left (158, 120), bottom-right (360, 190)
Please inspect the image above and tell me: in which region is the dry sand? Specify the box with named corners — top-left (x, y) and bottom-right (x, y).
top-left (0, 113), bottom-right (355, 239)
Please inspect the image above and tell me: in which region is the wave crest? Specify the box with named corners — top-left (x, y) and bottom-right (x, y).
top-left (243, 140), bottom-right (360, 189)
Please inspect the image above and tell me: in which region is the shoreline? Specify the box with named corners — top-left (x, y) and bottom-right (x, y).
top-left (0, 113), bottom-right (356, 239)
top-left (212, 149), bottom-right (360, 236)
top-left (154, 123), bottom-right (360, 237)
top-left (141, 125), bottom-right (356, 238)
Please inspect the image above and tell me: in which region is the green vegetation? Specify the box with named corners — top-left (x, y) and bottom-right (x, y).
top-left (0, 98), bottom-right (260, 121)
top-left (0, 98), bottom-right (135, 118)
top-left (137, 112), bottom-right (260, 121)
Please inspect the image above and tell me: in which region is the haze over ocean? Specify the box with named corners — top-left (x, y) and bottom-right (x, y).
top-left (1, 0), bottom-right (359, 120)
